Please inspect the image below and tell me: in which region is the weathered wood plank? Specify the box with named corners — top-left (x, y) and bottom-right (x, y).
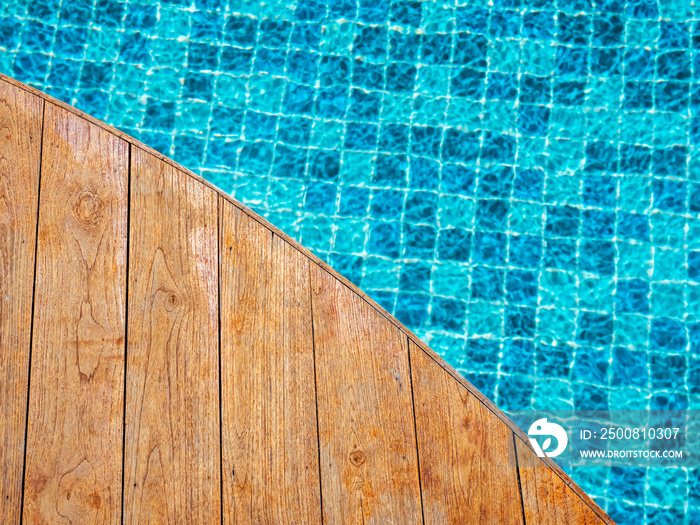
top-left (311, 265), bottom-right (423, 524)
top-left (0, 80), bottom-right (43, 523)
top-left (219, 202), bottom-right (322, 524)
top-left (515, 436), bottom-right (605, 524)
top-left (23, 103), bottom-right (128, 523)
top-left (410, 341), bottom-right (523, 524)
top-left (123, 147), bottom-right (220, 524)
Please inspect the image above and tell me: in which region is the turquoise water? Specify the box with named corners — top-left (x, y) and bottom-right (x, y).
top-left (2, 0), bottom-right (699, 521)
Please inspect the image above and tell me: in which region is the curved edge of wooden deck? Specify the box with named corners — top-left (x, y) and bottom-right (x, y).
top-left (0, 73), bottom-right (614, 524)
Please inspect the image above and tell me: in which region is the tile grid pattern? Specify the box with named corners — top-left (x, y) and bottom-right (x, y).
top-left (1, 0), bottom-right (700, 522)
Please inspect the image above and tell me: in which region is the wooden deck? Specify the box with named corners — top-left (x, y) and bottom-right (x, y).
top-left (0, 75), bottom-right (614, 524)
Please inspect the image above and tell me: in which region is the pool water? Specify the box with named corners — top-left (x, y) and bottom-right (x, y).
top-left (2, 0), bottom-right (699, 522)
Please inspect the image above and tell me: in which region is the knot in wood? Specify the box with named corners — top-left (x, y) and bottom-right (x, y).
top-left (73, 187), bottom-right (102, 225)
top-left (349, 450), bottom-right (366, 467)
top-left (164, 292), bottom-right (179, 311)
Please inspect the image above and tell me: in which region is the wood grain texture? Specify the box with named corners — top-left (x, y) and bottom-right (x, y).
top-left (219, 202), bottom-right (322, 524)
top-left (410, 341), bottom-right (523, 524)
top-left (23, 103), bottom-right (128, 524)
top-left (515, 436), bottom-right (605, 524)
top-left (311, 264), bottom-right (423, 524)
top-left (123, 147), bottom-right (220, 524)
top-left (0, 80), bottom-right (43, 523)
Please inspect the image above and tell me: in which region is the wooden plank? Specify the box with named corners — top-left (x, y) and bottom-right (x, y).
top-left (515, 436), bottom-right (605, 524)
top-left (0, 80), bottom-right (43, 523)
top-left (22, 103), bottom-right (128, 523)
top-left (410, 341), bottom-right (523, 524)
top-left (219, 203), bottom-right (322, 523)
top-left (123, 147), bottom-right (220, 524)
top-left (311, 264), bottom-right (423, 524)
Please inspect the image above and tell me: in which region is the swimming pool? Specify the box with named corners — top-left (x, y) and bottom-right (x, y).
top-left (1, 0), bottom-right (698, 522)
